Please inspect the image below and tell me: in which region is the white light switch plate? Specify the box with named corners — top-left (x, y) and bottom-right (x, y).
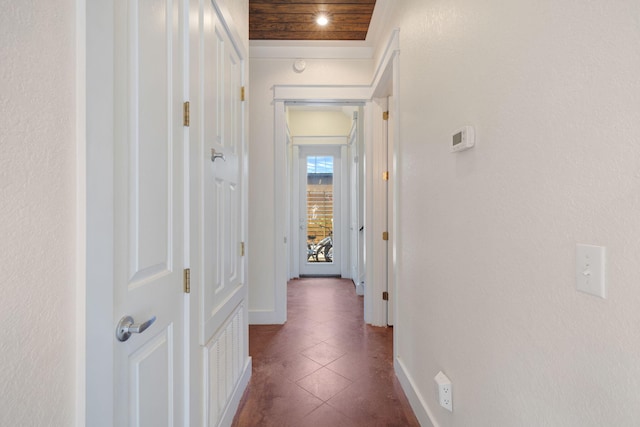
top-left (576, 244), bottom-right (606, 298)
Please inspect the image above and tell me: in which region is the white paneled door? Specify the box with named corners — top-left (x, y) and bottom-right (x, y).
top-left (196, 2), bottom-right (248, 425)
top-left (113, 0), bottom-right (185, 425)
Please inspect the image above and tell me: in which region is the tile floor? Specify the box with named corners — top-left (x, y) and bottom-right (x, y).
top-left (232, 277), bottom-right (420, 427)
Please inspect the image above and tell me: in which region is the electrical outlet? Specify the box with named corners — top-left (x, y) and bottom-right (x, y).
top-left (434, 371), bottom-right (453, 411)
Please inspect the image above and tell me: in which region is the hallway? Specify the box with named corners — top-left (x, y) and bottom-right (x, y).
top-left (232, 278), bottom-right (419, 426)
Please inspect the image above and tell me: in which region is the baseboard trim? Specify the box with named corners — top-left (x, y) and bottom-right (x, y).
top-left (355, 281), bottom-right (364, 296)
top-left (299, 274), bottom-right (342, 278)
top-left (219, 357), bottom-right (252, 427)
top-left (395, 356), bottom-right (439, 427)
top-left (249, 310), bottom-right (285, 325)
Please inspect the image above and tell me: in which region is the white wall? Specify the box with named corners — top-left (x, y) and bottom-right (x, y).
top-left (248, 58), bottom-right (372, 320)
top-left (0, 1), bottom-right (76, 425)
top-left (288, 109), bottom-right (353, 136)
top-left (377, 0), bottom-right (640, 425)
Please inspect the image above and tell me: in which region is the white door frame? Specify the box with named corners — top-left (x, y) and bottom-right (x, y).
top-left (81, 0), bottom-right (116, 424)
top-left (274, 93), bottom-right (367, 324)
top-left (371, 35), bottom-right (400, 329)
top-left (271, 31), bottom-right (400, 327)
top-left (274, 97), bottom-right (383, 325)
top-left (293, 142), bottom-right (346, 277)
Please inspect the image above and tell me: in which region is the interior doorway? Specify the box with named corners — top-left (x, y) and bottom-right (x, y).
top-left (287, 104), bottom-right (363, 282)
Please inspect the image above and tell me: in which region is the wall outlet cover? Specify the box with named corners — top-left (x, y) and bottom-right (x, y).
top-left (434, 371), bottom-right (453, 411)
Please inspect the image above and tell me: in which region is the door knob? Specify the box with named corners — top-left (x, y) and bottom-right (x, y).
top-left (115, 315), bottom-right (156, 342)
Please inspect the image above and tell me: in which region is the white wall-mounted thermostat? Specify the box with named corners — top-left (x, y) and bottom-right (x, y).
top-left (451, 126), bottom-right (475, 152)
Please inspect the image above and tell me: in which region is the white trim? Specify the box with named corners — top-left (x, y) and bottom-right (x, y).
top-left (273, 100), bottom-right (289, 324)
top-left (292, 136), bottom-right (349, 146)
top-left (266, 29), bottom-right (401, 328)
top-left (390, 53), bottom-right (401, 349)
top-left (297, 145), bottom-right (343, 277)
top-left (250, 42), bottom-right (373, 60)
top-left (291, 145), bottom-right (300, 279)
top-left (248, 310), bottom-right (284, 325)
top-left (395, 357), bottom-right (439, 427)
top-left (274, 85), bottom-right (371, 102)
top-left (210, 0), bottom-right (248, 59)
top-left (181, 1), bottom-right (190, 425)
top-left (75, 0), bottom-right (87, 425)
top-left (365, 99), bottom-right (388, 327)
top-left (85, 0), bottom-right (115, 423)
top-left (365, 0), bottom-right (395, 48)
top-left (218, 358), bottom-right (252, 427)
top-left (340, 144), bottom-right (350, 278)
top-left (270, 30), bottom-right (399, 104)
top-left (372, 28), bottom-right (400, 96)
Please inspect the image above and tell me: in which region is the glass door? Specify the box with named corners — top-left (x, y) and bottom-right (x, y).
top-left (299, 147), bottom-right (341, 276)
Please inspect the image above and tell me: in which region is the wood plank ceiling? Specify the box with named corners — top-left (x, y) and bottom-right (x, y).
top-left (249, 0), bottom-right (376, 41)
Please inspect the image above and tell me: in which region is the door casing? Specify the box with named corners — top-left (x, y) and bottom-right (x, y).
top-left (267, 31), bottom-right (400, 328)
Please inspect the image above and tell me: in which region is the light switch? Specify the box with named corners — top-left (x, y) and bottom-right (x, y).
top-left (576, 244), bottom-right (606, 298)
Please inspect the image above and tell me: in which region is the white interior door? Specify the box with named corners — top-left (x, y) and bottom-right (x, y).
top-left (348, 119), bottom-right (360, 285)
top-left (385, 96), bottom-right (396, 326)
top-left (196, 2), bottom-right (248, 425)
top-left (299, 146), bottom-right (342, 276)
top-left (113, 0), bottom-right (185, 425)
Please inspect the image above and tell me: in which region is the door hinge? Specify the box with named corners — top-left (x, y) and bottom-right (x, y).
top-left (382, 231), bottom-right (389, 241)
top-left (241, 86), bottom-right (246, 102)
top-left (382, 171), bottom-right (389, 181)
top-left (382, 291), bottom-right (389, 301)
top-left (240, 241), bottom-right (245, 257)
top-left (183, 101), bottom-right (190, 127)
top-left (382, 111), bottom-right (389, 121)
top-left (183, 268), bottom-right (191, 294)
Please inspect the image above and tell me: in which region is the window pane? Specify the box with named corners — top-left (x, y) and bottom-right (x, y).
top-left (305, 156), bottom-right (334, 263)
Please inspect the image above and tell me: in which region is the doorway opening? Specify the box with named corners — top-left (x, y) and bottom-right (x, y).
top-left (286, 104), bottom-right (363, 282)
top-left (271, 54), bottom-right (399, 327)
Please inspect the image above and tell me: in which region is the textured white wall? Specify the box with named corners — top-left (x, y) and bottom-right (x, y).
top-left (248, 58), bottom-right (372, 316)
top-left (0, 0), bottom-right (76, 425)
top-left (379, 0), bottom-right (640, 425)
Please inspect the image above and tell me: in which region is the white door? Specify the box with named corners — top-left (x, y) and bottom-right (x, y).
top-left (299, 146), bottom-right (342, 276)
top-left (386, 96), bottom-right (395, 326)
top-left (193, 3), bottom-right (248, 425)
top-left (348, 119), bottom-right (360, 284)
top-left (113, 0), bottom-right (185, 425)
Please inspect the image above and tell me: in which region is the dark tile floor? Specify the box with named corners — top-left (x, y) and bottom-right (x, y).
top-left (232, 277), bottom-right (420, 427)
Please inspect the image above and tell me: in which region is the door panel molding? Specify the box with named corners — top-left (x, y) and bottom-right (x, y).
top-left (129, 326), bottom-right (174, 426)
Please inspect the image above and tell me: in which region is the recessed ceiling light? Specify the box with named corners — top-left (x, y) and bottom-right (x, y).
top-left (316, 15), bottom-right (329, 26)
